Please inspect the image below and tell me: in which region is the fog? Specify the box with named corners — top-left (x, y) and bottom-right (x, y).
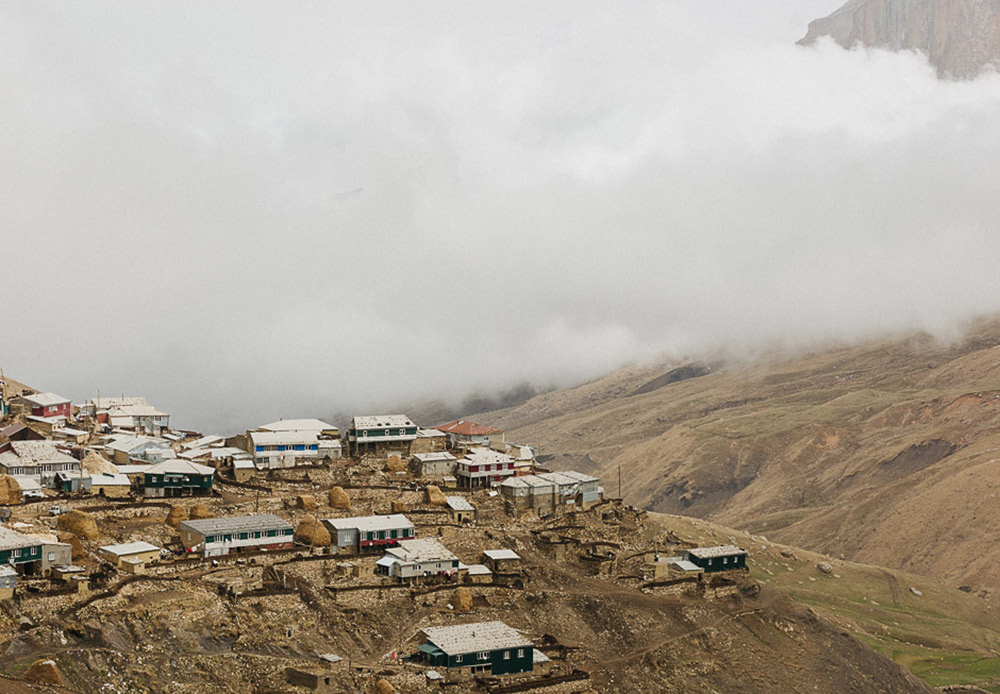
top-left (4, 1), bottom-right (1000, 432)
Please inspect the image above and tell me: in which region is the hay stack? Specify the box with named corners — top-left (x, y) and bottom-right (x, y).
top-left (390, 500), bottom-right (408, 513)
top-left (164, 505), bottom-right (188, 528)
top-left (57, 532), bottom-right (85, 559)
top-left (81, 452), bottom-right (117, 475)
top-left (425, 485), bottom-right (447, 507)
top-left (452, 586), bottom-right (472, 611)
top-left (384, 454), bottom-right (405, 473)
top-left (371, 679), bottom-right (396, 694)
top-left (57, 510), bottom-right (98, 541)
top-left (329, 486), bottom-right (351, 509)
top-left (294, 515), bottom-right (331, 547)
top-left (23, 659), bottom-right (64, 686)
top-left (0, 475), bottom-right (21, 504)
top-left (296, 494), bottom-right (317, 511)
top-left (189, 504), bottom-right (213, 520)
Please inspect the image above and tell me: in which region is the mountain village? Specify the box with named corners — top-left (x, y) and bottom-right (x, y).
top-left (0, 376), bottom-right (755, 694)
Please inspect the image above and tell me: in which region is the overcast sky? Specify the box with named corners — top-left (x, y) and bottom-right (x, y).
top-left (4, 1), bottom-right (1000, 433)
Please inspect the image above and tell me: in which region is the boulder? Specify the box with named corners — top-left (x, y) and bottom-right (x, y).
top-left (816, 562), bottom-right (833, 575)
top-left (0, 474), bottom-right (21, 504)
top-left (57, 510), bottom-right (98, 541)
top-left (425, 485), bottom-right (447, 507)
top-left (23, 658), bottom-right (64, 686)
top-left (452, 587), bottom-right (473, 612)
top-left (329, 486), bottom-right (351, 509)
top-left (294, 515), bottom-right (331, 547)
top-left (164, 505), bottom-right (188, 529)
top-left (57, 532), bottom-right (85, 559)
top-left (296, 494), bottom-right (317, 511)
top-left (189, 504), bottom-right (213, 520)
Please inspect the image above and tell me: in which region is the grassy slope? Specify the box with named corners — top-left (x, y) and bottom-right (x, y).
top-left (647, 511), bottom-right (1000, 692)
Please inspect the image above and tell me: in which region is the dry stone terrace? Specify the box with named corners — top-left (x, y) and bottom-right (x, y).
top-left (0, 417), bottom-right (775, 693)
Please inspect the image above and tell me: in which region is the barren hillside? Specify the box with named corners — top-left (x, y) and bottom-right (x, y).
top-left (476, 318), bottom-right (1000, 600)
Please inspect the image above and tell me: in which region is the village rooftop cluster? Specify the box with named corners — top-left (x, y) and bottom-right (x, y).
top-left (0, 376), bottom-right (750, 691)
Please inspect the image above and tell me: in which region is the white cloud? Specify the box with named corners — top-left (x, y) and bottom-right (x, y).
top-left (3, 1), bottom-right (1000, 430)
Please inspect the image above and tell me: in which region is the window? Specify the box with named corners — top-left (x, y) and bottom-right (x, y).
top-left (11, 549), bottom-right (20, 558)
top-left (377, 531), bottom-right (385, 540)
top-left (517, 649), bottom-right (524, 658)
top-left (366, 532), bottom-right (374, 541)
top-left (456, 655), bottom-right (462, 663)
top-left (478, 652), bottom-right (488, 660)
top-left (277, 445), bottom-right (286, 452)
top-left (47, 552), bottom-right (55, 562)
top-left (239, 532), bottom-right (249, 540)
top-left (503, 651), bottom-right (510, 660)
top-left (294, 444), bottom-right (305, 451)
top-left (390, 530), bottom-right (397, 539)
top-left (309, 444), bottom-right (318, 450)
top-left (255, 446), bottom-right (264, 452)
top-left (361, 431), bottom-right (368, 437)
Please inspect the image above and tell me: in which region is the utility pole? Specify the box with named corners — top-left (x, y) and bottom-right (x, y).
top-left (618, 464), bottom-right (622, 500)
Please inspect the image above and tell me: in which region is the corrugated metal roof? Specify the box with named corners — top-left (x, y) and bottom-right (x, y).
top-left (324, 514), bottom-right (414, 532)
top-left (180, 514), bottom-right (292, 535)
top-left (99, 541), bottom-right (160, 556)
top-left (688, 545), bottom-right (745, 559)
top-left (384, 538), bottom-right (457, 564)
top-left (351, 415), bottom-right (414, 429)
top-left (144, 459), bottom-right (215, 476)
top-left (258, 419), bottom-right (336, 432)
top-left (17, 392), bottom-right (70, 407)
top-left (421, 621), bottom-right (531, 656)
top-left (445, 496), bottom-right (475, 511)
top-left (483, 549), bottom-right (520, 561)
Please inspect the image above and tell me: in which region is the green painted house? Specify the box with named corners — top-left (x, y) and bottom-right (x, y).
top-left (420, 621), bottom-right (534, 677)
top-left (0, 527), bottom-right (42, 568)
top-left (143, 459), bottom-right (214, 498)
top-left (687, 545), bottom-right (747, 573)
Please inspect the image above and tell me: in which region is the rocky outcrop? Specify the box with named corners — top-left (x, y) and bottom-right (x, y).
top-left (800, 0), bottom-right (1000, 79)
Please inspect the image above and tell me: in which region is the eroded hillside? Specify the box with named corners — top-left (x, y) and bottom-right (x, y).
top-left (477, 319), bottom-right (1000, 601)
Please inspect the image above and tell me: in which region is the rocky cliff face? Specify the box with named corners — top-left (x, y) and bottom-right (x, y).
top-left (800, 0), bottom-right (1000, 78)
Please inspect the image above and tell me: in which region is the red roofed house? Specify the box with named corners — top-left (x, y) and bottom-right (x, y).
top-left (435, 420), bottom-right (503, 449)
top-left (10, 392), bottom-right (71, 420)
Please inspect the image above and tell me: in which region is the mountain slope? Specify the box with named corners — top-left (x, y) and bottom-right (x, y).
top-left (800, 0), bottom-right (1000, 78)
top-left (476, 318), bottom-right (1000, 601)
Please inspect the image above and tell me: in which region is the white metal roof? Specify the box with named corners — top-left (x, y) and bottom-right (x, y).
top-left (0, 441), bottom-right (77, 465)
top-left (462, 447), bottom-right (514, 465)
top-left (445, 496), bottom-right (475, 511)
top-left (416, 428), bottom-right (446, 438)
top-left (249, 431), bottom-right (321, 446)
top-left (99, 541), bottom-right (160, 556)
top-left (413, 452), bottom-right (457, 462)
top-left (17, 392), bottom-right (70, 407)
top-left (688, 545), bottom-right (746, 559)
top-left (0, 526), bottom-right (44, 551)
top-left (465, 564), bottom-right (492, 576)
top-left (0, 565), bottom-right (17, 577)
top-left (258, 419), bottom-right (336, 432)
top-left (90, 473), bottom-right (131, 486)
top-left (180, 514), bottom-right (292, 535)
top-left (666, 558), bottom-right (703, 572)
top-left (143, 459), bottom-right (215, 476)
top-left (351, 415), bottom-right (414, 429)
top-left (232, 459), bottom-right (255, 469)
top-left (483, 549), bottom-right (520, 561)
top-left (324, 514), bottom-right (414, 532)
top-left (181, 435), bottom-right (225, 450)
top-left (421, 621), bottom-right (531, 656)
top-left (384, 538), bottom-right (457, 564)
